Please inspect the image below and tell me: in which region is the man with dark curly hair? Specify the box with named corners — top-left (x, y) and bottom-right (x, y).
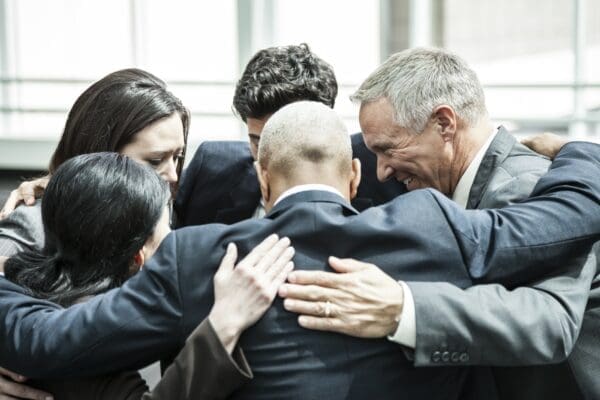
top-left (174, 44), bottom-right (405, 227)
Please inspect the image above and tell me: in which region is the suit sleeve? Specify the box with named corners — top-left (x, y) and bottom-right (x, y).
top-left (437, 142), bottom-right (600, 285)
top-left (406, 248), bottom-right (597, 366)
top-left (143, 318), bottom-right (252, 400)
top-left (0, 233), bottom-right (185, 379)
top-left (406, 142), bottom-right (600, 366)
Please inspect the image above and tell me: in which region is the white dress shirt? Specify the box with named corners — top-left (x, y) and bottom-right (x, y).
top-left (274, 184), bottom-right (344, 206)
top-left (252, 184), bottom-right (344, 218)
top-left (388, 128), bottom-right (498, 348)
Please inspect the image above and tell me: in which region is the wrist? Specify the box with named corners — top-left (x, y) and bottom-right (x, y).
top-left (208, 308), bottom-right (244, 354)
top-left (386, 282), bottom-right (404, 336)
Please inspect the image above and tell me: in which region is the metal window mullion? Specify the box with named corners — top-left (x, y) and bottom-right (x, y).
top-left (571, 0), bottom-right (587, 136)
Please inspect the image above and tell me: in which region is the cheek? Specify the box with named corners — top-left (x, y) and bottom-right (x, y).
top-left (250, 144), bottom-right (259, 160)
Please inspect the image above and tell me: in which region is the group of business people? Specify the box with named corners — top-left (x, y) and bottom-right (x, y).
top-left (0, 44), bottom-right (598, 400)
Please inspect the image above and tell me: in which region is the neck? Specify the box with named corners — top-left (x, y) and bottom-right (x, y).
top-left (449, 119), bottom-right (494, 194)
top-left (265, 173), bottom-right (350, 212)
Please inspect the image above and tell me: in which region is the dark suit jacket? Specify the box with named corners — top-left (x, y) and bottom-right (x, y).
top-left (0, 143), bottom-right (599, 400)
top-left (174, 133), bottom-right (406, 226)
top-left (29, 319), bottom-right (251, 400)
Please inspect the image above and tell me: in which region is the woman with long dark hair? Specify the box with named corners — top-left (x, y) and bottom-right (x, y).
top-left (0, 68), bottom-right (189, 257)
top-left (1, 152), bottom-right (293, 399)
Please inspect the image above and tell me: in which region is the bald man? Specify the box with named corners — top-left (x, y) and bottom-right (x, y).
top-left (0, 102), bottom-right (599, 400)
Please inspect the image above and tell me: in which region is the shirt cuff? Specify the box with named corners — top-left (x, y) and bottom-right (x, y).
top-left (387, 281), bottom-right (416, 348)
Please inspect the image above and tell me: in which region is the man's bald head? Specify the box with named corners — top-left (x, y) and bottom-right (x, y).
top-left (255, 101), bottom-right (361, 210)
top-left (257, 101), bottom-right (352, 180)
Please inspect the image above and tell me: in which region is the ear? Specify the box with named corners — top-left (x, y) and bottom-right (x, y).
top-left (130, 247), bottom-right (145, 275)
top-left (349, 158), bottom-right (362, 200)
top-left (254, 161), bottom-right (270, 203)
top-left (432, 105), bottom-right (457, 142)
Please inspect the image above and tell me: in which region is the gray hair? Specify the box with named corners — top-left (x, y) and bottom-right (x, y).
top-left (351, 47), bottom-right (487, 133)
top-left (258, 101), bottom-right (351, 178)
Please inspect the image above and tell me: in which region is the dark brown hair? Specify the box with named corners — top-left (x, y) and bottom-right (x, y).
top-left (49, 68), bottom-right (190, 181)
top-left (233, 44), bottom-right (338, 122)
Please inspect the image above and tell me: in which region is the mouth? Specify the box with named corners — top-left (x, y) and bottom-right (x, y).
top-left (402, 177), bottom-right (413, 186)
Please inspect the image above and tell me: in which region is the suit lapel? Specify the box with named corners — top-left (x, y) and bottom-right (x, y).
top-left (467, 127), bottom-right (517, 210)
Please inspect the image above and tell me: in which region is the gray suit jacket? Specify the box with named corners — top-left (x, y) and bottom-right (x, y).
top-left (0, 202), bottom-right (44, 257)
top-left (407, 128), bottom-right (598, 399)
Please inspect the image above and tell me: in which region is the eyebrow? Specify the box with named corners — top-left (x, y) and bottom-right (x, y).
top-left (145, 148), bottom-right (184, 157)
top-left (369, 143), bottom-right (388, 153)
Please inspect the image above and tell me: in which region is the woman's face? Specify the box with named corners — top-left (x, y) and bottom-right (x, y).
top-left (144, 205), bottom-right (172, 260)
top-left (120, 113), bottom-right (185, 184)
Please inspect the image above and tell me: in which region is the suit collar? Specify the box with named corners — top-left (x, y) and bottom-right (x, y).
top-left (266, 190), bottom-right (359, 219)
top-left (467, 126), bottom-right (517, 209)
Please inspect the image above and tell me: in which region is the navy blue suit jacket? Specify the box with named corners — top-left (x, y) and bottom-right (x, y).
top-left (174, 133), bottom-right (406, 226)
top-left (0, 143), bottom-right (599, 399)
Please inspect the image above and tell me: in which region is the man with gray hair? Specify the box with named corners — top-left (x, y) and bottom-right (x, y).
top-left (280, 48), bottom-right (599, 399)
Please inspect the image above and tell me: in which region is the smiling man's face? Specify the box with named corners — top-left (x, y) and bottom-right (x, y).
top-left (359, 97), bottom-right (455, 194)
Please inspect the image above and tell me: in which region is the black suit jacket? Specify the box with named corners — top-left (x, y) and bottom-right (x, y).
top-left (0, 143), bottom-right (600, 399)
top-left (174, 133), bottom-right (406, 226)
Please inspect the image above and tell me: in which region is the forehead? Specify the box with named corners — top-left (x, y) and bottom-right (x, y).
top-left (130, 113), bottom-right (185, 150)
top-left (359, 99), bottom-right (408, 148)
top-left (247, 115), bottom-right (271, 135)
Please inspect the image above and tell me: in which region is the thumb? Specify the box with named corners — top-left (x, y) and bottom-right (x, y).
top-left (328, 256), bottom-right (368, 273)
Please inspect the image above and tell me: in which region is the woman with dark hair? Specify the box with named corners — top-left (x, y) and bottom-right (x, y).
top-left (0, 68), bottom-right (189, 258)
top-left (1, 152), bottom-right (293, 399)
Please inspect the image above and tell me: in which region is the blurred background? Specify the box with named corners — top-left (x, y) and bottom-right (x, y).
top-left (1, 0), bottom-right (599, 201)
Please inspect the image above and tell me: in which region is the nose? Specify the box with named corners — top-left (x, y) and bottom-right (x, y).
top-left (159, 159), bottom-right (178, 184)
top-left (376, 157), bottom-right (393, 182)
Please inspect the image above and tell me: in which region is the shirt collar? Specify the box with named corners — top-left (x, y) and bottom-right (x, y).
top-left (451, 128), bottom-right (499, 209)
top-left (273, 184), bottom-right (345, 206)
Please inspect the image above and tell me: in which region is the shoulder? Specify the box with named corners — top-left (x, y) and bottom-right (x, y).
top-left (1, 202), bottom-right (43, 226)
top-left (187, 141), bottom-right (252, 171)
top-left (484, 141), bottom-right (551, 208)
top-left (181, 141), bottom-right (253, 187)
top-left (499, 141), bottom-right (551, 177)
top-left (0, 202), bottom-right (44, 256)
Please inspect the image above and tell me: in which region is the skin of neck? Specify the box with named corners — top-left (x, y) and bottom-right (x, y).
top-left (257, 160), bottom-right (360, 212)
top-left (447, 117), bottom-right (494, 194)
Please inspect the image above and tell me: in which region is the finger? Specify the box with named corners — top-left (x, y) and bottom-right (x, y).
top-left (269, 261), bottom-right (294, 293)
top-left (284, 298), bottom-right (335, 318)
top-left (520, 139), bottom-right (531, 147)
top-left (0, 376), bottom-right (53, 399)
top-left (286, 269), bottom-right (346, 288)
top-left (297, 315), bottom-right (347, 334)
top-left (264, 246), bottom-right (295, 281)
top-left (254, 237), bottom-right (291, 273)
top-left (219, 243), bottom-right (238, 274)
top-left (278, 283), bottom-right (337, 301)
top-left (328, 256), bottom-right (370, 273)
top-left (239, 234), bottom-right (279, 267)
top-left (0, 369), bottom-right (25, 383)
top-left (17, 182), bottom-right (37, 206)
top-left (0, 191), bottom-right (21, 218)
